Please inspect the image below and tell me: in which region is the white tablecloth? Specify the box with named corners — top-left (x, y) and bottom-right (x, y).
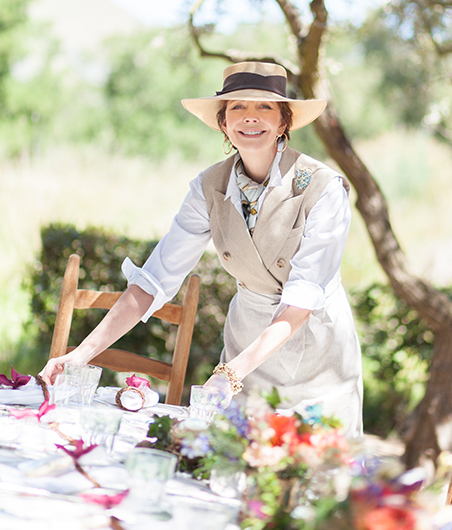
top-left (0, 395), bottom-right (241, 530)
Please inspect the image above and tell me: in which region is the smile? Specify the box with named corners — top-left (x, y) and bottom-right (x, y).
top-left (240, 130), bottom-right (265, 136)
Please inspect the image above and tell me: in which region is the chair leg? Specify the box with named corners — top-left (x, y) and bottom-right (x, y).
top-left (166, 274), bottom-right (200, 405)
top-left (49, 254), bottom-right (80, 359)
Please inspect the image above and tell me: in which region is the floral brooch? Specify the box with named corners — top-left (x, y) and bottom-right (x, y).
top-left (294, 167), bottom-right (313, 192)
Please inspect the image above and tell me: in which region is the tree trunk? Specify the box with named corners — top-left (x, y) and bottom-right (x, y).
top-left (189, 0), bottom-right (452, 466)
top-left (404, 328), bottom-right (452, 468)
top-left (281, 0), bottom-right (452, 467)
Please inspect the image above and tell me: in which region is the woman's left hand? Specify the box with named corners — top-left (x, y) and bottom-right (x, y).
top-left (204, 373), bottom-right (233, 407)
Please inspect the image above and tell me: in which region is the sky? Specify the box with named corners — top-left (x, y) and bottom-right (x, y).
top-left (111, 0), bottom-right (388, 32)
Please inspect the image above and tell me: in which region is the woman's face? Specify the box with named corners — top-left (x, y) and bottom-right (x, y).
top-left (222, 100), bottom-right (286, 156)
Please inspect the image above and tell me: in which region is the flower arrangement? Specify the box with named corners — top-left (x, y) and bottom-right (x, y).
top-left (145, 389), bottom-right (452, 530)
top-left (145, 389), bottom-right (354, 529)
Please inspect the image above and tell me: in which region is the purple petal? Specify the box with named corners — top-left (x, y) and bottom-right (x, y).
top-left (11, 366), bottom-right (31, 388)
top-left (0, 374), bottom-right (14, 387)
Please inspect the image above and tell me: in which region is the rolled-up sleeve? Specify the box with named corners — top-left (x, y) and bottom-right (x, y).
top-left (122, 173), bottom-right (211, 322)
top-left (279, 176), bottom-right (351, 312)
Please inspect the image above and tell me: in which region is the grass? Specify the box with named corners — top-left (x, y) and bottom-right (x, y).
top-left (1, 130), bottom-right (451, 372)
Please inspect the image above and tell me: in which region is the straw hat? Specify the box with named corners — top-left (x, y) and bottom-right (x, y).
top-left (182, 61), bottom-right (326, 132)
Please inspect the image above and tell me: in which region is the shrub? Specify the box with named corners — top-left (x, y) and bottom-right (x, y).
top-left (27, 223), bottom-right (236, 404)
top-left (350, 283), bottom-right (447, 437)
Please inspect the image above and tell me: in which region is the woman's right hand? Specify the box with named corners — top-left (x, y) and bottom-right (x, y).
top-left (39, 353), bottom-right (75, 386)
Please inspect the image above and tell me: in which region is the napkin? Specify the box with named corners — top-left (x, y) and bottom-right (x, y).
top-left (96, 386), bottom-right (159, 410)
top-left (0, 378), bottom-right (46, 406)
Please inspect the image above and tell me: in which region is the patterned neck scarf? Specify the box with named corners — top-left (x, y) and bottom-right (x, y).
top-left (235, 158), bottom-right (271, 236)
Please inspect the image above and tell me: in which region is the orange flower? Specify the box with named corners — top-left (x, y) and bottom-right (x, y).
top-left (363, 506), bottom-right (416, 530)
top-left (268, 414), bottom-right (299, 447)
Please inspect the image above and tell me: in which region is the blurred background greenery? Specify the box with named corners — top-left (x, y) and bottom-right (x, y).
top-left (0, 0), bottom-right (451, 437)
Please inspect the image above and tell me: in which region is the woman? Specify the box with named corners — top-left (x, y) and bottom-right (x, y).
top-left (40, 62), bottom-right (363, 438)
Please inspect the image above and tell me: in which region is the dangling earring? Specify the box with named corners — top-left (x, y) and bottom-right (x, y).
top-left (275, 133), bottom-right (288, 153)
top-left (223, 136), bottom-right (234, 155)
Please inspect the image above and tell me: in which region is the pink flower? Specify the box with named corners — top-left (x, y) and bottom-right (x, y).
top-left (248, 500), bottom-right (267, 519)
top-left (79, 490), bottom-right (128, 508)
top-left (243, 441), bottom-right (287, 468)
top-left (55, 439), bottom-right (98, 461)
top-left (9, 408), bottom-right (36, 420)
top-left (0, 366), bottom-right (31, 388)
top-left (125, 374), bottom-right (150, 389)
top-left (9, 399), bottom-right (56, 422)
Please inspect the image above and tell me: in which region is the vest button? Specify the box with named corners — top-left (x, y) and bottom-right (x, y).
top-left (223, 252), bottom-right (231, 261)
top-left (276, 258), bottom-right (286, 268)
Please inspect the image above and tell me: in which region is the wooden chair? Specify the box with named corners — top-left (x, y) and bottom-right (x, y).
top-left (49, 254), bottom-right (200, 405)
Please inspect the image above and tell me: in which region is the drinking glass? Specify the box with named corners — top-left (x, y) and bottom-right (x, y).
top-left (125, 448), bottom-right (177, 512)
top-left (189, 385), bottom-right (226, 423)
top-left (50, 363), bottom-right (102, 407)
top-left (80, 407), bottom-right (123, 453)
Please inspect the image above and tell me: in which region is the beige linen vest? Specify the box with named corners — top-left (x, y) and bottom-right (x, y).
top-left (202, 147), bottom-right (350, 294)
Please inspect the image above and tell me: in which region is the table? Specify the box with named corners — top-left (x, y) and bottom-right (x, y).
top-left (0, 394), bottom-right (241, 530)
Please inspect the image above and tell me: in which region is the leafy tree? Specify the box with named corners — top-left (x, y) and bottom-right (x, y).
top-left (0, 0), bottom-right (30, 111)
top-left (101, 27), bottom-right (223, 161)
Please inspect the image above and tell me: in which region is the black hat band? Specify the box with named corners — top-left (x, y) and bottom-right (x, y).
top-left (216, 72), bottom-right (287, 97)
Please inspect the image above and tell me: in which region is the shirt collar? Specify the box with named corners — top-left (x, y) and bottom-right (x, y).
top-left (225, 149), bottom-right (283, 202)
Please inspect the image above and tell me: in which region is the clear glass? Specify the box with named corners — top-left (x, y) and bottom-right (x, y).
top-left (49, 363), bottom-right (102, 407)
top-left (79, 407), bottom-right (122, 453)
top-left (189, 385), bottom-right (226, 423)
top-left (125, 448), bottom-right (177, 512)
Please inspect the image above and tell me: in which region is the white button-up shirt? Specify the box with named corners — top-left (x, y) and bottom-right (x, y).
top-left (122, 153), bottom-right (351, 323)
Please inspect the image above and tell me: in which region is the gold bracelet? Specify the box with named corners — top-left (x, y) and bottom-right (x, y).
top-left (213, 363), bottom-right (243, 395)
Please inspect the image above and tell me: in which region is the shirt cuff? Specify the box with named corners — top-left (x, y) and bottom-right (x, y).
top-left (121, 257), bottom-right (167, 322)
top-left (280, 279), bottom-right (326, 311)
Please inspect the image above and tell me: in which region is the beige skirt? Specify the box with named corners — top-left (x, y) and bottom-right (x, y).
top-left (220, 279), bottom-right (363, 438)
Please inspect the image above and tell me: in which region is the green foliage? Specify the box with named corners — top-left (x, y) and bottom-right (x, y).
top-left (263, 387), bottom-right (282, 410)
top-left (26, 223), bottom-right (236, 402)
top-left (0, 0), bottom-right (30, 98)
top-left (1, 4), bottom-right (451, 160)
top-left (101, 27), bottom-right (225, 162)
top-left (350, 283), bottom-right (450, 437)
top-left (145, 415), bottom-right (174, 450)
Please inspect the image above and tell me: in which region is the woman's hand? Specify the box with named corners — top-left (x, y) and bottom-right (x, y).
top-left (39, 353), bottom-right (76, 386)
top-left (204, 373), bottom-right (234, 407)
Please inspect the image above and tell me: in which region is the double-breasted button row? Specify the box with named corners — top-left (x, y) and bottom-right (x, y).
top-left (276, 258), bottom-right (286, 268)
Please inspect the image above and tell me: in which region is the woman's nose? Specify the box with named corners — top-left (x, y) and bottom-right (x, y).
top-left (244, 108), bottom-right (258, 122)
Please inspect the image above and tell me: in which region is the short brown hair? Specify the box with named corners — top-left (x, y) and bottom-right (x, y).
top-left (216, 101), bottom-right (293, 140)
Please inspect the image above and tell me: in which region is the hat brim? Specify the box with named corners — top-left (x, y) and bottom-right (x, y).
top-left (182, 89), bottom-right (326, 131)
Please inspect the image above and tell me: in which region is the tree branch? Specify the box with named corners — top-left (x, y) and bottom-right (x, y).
top-left (188, 6), bottom-right (299, 80)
